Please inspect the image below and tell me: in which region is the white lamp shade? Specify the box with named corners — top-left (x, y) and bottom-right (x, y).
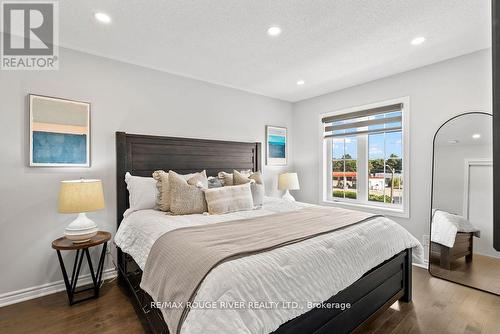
top-left (278, 173), bottom-right (300, 190)
top-left (58, 179), bottom-right (105, 213)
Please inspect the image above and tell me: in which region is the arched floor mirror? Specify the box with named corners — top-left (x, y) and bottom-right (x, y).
top-left (429, 112), bottom-right (500, 295)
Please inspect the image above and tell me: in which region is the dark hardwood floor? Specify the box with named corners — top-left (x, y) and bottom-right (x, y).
top-left (1, 267), bottom-right (499, 334)
top-left (356, 267), bottom-right (500, 334)
top-left (0, 278), bottom-right (144, 334)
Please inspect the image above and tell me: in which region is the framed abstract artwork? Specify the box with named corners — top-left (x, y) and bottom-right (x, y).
top-left (266, 125), bottom-right (287, 166)
top-left (29, 94), bottom-right (91, 167)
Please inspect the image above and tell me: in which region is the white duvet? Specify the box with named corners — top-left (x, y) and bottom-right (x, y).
top-left (115, 197), bottom-right (423, 334)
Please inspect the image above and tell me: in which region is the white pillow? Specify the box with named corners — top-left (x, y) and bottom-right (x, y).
top-left (124, 172), bottom-right (157, 217)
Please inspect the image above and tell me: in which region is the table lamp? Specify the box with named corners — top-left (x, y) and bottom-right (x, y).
top-left (58, 179), bottom-right (105, 243)
top-left (278, 173), bottom-right (300, 201)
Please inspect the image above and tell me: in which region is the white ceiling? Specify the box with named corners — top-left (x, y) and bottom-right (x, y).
top-left (435, 113), bottom-right (493, 147)
top-left (59, 1), bottom-right (491, 102)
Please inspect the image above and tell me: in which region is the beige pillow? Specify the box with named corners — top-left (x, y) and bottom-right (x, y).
top-left (152, 170), bottom-right (196, 211)
top-left (233, 170), bottom-right (264, 185)
top-left (233, 170), bottom-right (252, 185)
top-left (204, 183), bottom-right (254, 214)
top-left (217, 171), bottom-right (234, 186)
top-left (249, 172), bottom-right (264, 185)
top-left (168, 170), bottom-right (208, 215)
top-left (233, 170), bottom-right (265, 207)
top-left (217, 169), bottom-right (252, 186)
top-left (188, 171), bottom-right (209, 189)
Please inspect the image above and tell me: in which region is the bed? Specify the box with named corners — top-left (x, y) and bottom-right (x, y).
top-left (115, 132), bottom-right (422, 334)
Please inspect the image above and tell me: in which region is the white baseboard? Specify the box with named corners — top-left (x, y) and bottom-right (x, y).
top-left (412, 261), bottom-right (429, 270)
top-left (0, 268), bottom-right (117, 308)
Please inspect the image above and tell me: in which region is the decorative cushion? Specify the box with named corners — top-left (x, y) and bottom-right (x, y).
top-left (233, 170), bottom-right (252, 184)
top-left (124, 172), bottom-right (157, 217)
top-left (204, 183), bottom-right (254, 214)
top-left (233, 170), bottom-right (265, 207)
top-left (208, 176), bottom-right (224, 189)
top-left (249, 183), bottom-right (265, 207)
top-left (169, 170), bottom-right (208, 215)
top-left (217, 169), bottom-right (252, 186)
top-left (217, 171), bottom-right (234, 186)
top-left (187, 171), bottom-right (209, 189)
top-left (152, 170), bottom-right (196, 212)
top-left (249, 172), bottom-right (264, 185)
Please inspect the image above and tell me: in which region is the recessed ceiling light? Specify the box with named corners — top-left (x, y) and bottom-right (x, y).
top-left (447, 139), bottom-right (459, 144)
top-left (267, 26), bottom-right (282, 37)
top-left (472, 134), bottom-right (481, 139)
top-left (94, 12), bottom-right (111, 24)
top-left (411, 36), bottom-right (426, 46)
top-left (296, 80), bottom-right (305, 86)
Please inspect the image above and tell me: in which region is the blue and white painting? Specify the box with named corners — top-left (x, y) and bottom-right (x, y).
top-left (32, 132), bottom-right (87, 164)
top-left (30, 95), bottom-right (90, 167)
top-left (266, 126), bottom-right (287, 165)
top-left (268, 135), bottom-right (286, 158)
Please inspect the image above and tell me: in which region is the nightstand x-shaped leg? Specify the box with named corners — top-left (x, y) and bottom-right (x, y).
top-left (55, 242), bottom-right (107, 305)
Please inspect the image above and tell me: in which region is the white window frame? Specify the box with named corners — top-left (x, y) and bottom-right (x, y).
top-left (318, 97), bottom-right (410, 218)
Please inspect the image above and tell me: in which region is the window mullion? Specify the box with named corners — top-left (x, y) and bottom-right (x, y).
top-left (326, 139), bottom-right (332, 201)
top-left (343, 139), bottom-right (346, 198)
top-left (383, 132), bottom-right (387, 204)
top-left (357, 135), bottom-right (368, 202)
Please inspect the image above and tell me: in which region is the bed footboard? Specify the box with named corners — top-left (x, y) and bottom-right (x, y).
top-left (117, 247), bottom-right (412, 334)
top-left (274, 248), bottom-right (412, 334)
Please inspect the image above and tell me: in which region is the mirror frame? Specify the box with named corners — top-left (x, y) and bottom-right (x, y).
top-left (428, 111), bottom-right (496, 295)
top-left (493, 0), bottom-right (500, 251)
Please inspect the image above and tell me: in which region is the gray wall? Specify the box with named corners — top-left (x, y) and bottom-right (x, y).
top-left (292, 49), bottom-right (492, 245)
top-left (0, 48), bottom-right (293, 295)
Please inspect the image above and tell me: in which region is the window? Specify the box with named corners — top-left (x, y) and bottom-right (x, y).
top-left (321, 99), bottom-right (409, 217)
top-left (332, 136), bottom-right (358, 199)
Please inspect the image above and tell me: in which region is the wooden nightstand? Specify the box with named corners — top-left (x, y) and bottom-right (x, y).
top-left (52, 231), bottom-right (111, 305)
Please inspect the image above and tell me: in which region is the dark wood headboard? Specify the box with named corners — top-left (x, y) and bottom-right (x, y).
top-left (116, 132), bottom-right (261, 229)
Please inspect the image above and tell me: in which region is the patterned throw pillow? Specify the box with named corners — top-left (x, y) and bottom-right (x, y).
top-left (232, 170), bottom-right (252, 185)
top-left (204, 183), bottom-right (254, 214)
top-left (168, 170), bottom-right (208, 215)
top-left (217, 169), bottom-right (252, 186)
top-left (187, 170), bottom-right (209, 189)
top-left (233, 170), bottom-right (265, 207)
top-left (152, 170), bottom-right (196, 212)
top-left (207, 176), bottom-right (224, 189)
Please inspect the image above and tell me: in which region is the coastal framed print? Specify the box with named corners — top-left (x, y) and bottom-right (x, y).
top-left (29, 94), bottom-right (91, 167)
top-left (266, 125), bottom-right (287, 166)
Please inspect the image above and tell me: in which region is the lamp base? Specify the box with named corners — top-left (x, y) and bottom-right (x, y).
top-left (64, 213), bottom-right (98, 243)
top-left (282, 189), bottom-right (296, 202)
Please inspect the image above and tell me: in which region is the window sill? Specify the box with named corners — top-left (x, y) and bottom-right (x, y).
top-left (320, 199), bottom-right (409, 219)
